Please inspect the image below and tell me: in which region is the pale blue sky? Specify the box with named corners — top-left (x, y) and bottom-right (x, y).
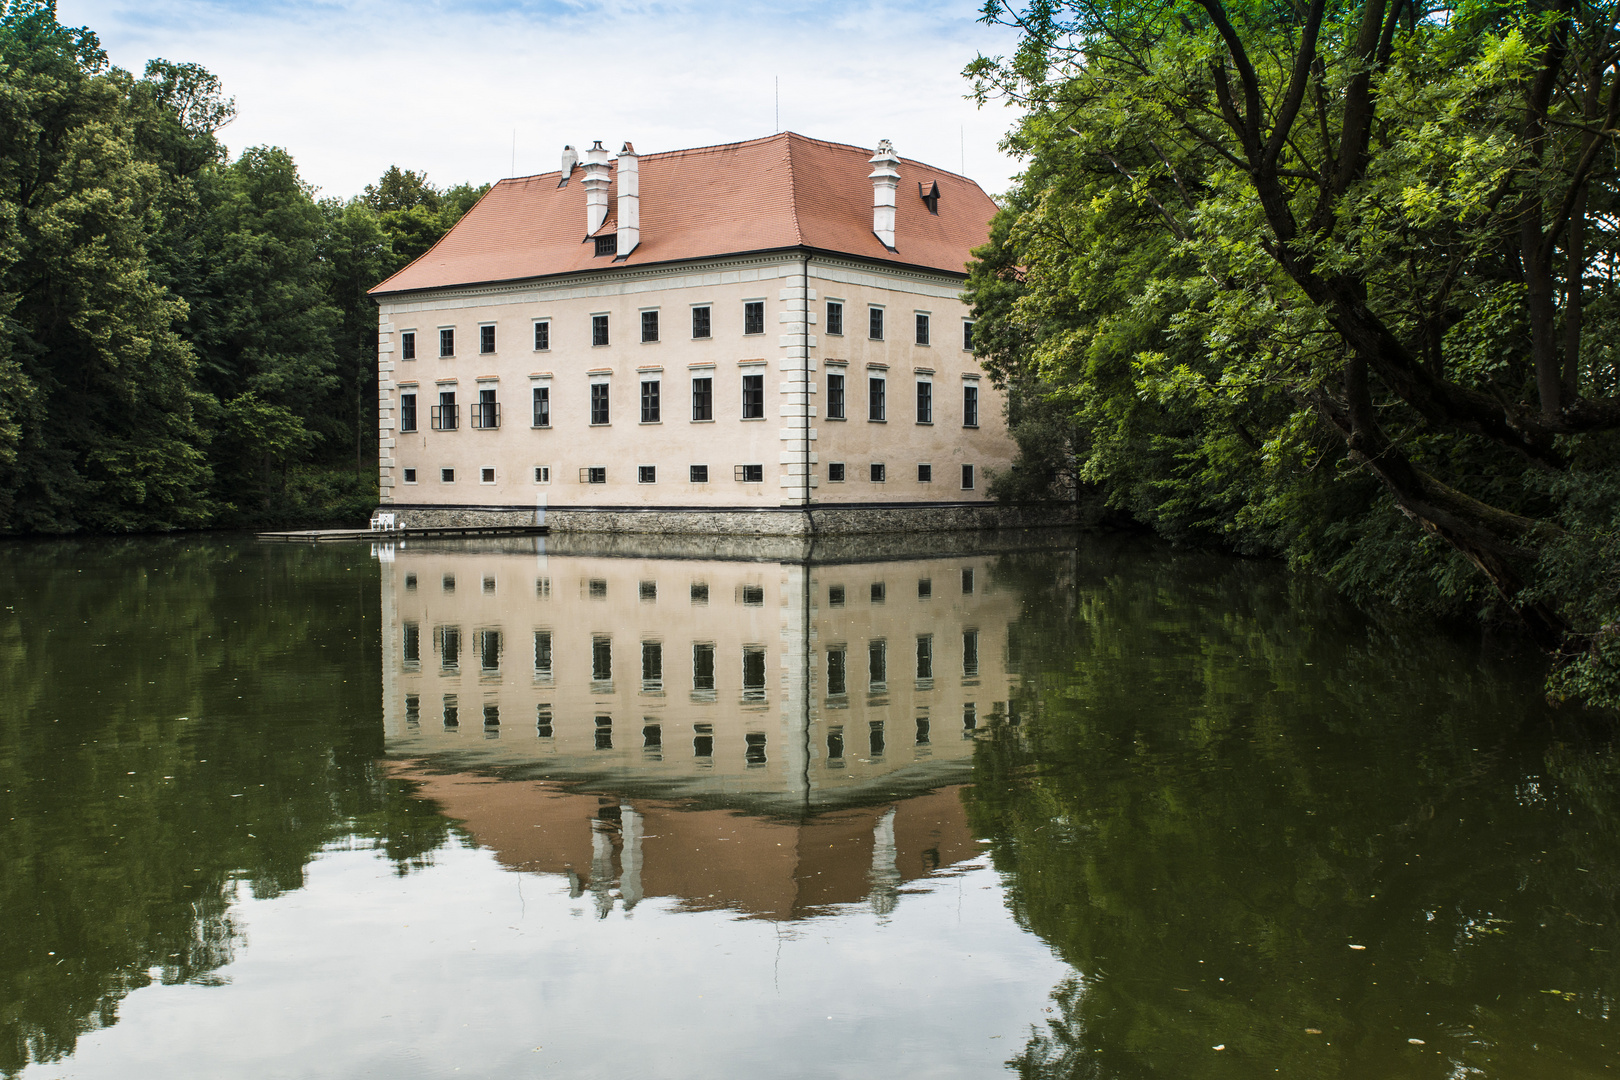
top-left (59, 0), bottom-right (1025, 199)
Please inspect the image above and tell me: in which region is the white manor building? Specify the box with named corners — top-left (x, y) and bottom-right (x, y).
top-left (368, 133), bottom-right (1021, 534)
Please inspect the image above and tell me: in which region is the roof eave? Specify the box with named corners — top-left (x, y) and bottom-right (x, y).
top-left (367, 244), bottom-right (969, 301)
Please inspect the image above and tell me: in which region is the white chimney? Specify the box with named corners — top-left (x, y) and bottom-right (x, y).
top-left (868, 140), bottom-right (900, 250)
top-left (616, 142), bottom-right (640, 257)
top-left (558, 144), bottom-right (578, 187)
top-left (582, 140), bottom-right (612, 234)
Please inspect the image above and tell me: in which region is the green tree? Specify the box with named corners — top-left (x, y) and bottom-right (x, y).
top-left (965, 0), bottom-right (1620, 704)
top-left (0, 0), bottom-right (213, 532)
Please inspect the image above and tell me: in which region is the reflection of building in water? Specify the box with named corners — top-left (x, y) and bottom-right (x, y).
top-left (380, 536), bottom-right (1022, 807)
top-left (378, 534), bottom-right (1031, 918)
top-left (385, 767), bottom-right (980, 921)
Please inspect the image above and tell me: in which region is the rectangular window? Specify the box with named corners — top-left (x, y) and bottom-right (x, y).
top-left (642, 641), bottom-right (663, 692)
top-left (638, 465), bottom-right (656, 484)
top-left (963, 321), bottom-right (975, 351)
top-left (534, 321), bottom-right (550, 350)
top-left (583, 466), bottom-right (607, 484)
top-left (536, 575), bottom-right (551, 598)
top-left (916, 635), bottom-right (933, 679)
top-left (741, 373), bottom-right (764, 418)
top-left (403, 468), bottom-right (417, 483)
top-left (644, 722), bottom-right (662, 749)
top-left (590, 383), bottom-right (610, 425)
top-left (917, 463), bottom-right (932, 483)
top-left (692, 306), bottom-right (711, 339)
top-left (691, 581), bottom-right (709, 604)
top-left (480, 466), bottom-right (495, 483)
top-left (964, 384), bottom-right (979, 428)
top-left (532, 385), bottom-right (550, 427)
top-left (915, 313), bottom-right (930, 346)
top-left (693, 724), bottom-right (714, 757)
top-left (868, 307), bottom-right (884, 340)
top-left (916, 380), bottom-right (932, 423)
top-left (691, 376), bottom-right (713, 421)
top-left (963, 629), bottom-right (980, 678)
top-left (400, 392), bottom-right (417, 432)
top-left (641, 310), bottom-right (659, 343)
top-left (827, 647), bottom-right (847, 695)
top-left (689, 464), bottom-right (709, 483)
top-left (592, 314), bottom-right (609, 346)
top-left (402, 623), bottom-right (420, 666)
top-left (918, 577), bottom-right (933, 598)
top-left (828, 462), bottom-right (845, 482)
top-left (869, 640), bottom-right (887, 691)
top-left (479, 629), bottom-right (501, 672)
top-left (739, 584), bottom-right (764, 606)
top-left (870, 462), bottom-right (886, 483)
top-left (439, 625), bottom-right (461, 669)
top-left (916, 717), bottom-right (930, 746)
top-left (440, 467), bottom-right (454, 483)
top-left (401, 331), bottom-right (416, 361)
top-left (868, 377), bottom-right (885, 421)
top-left (827, 728), bottom-right (844, 760)
top-left (744, 301), bottom-right (765, 335)
top-left (693, 642), bottom-right (716, 692)
top-left (736, 464), bottom-right (764, 483)
top-left (826, 301), bottom-right (843, 336)
top-left (870, 581), bottom-right (886, 604)
top-left (961, 567), bottom-right (975, 594)
top-left (432, 390), bottom-right (457, 430)
top-left (741, 647), bottom-right (766, 702)
top-left (595, 715), bottom-right (612, 750)
top-left (534, 466), bottom-right (550, 483)
top-left (826, 372), bottom-right (845, 419)
top-left (641, 379), bottom-right (660, 423)
top-left (439, 327), bottom-right (454, 357)
top-left (640, 580), bottom-right (657, 602)
top-left (479, 325), bottom-right (495, 354)
top-left (588, 578), bottom-right (607, 599)
top-left (536, 705), bottom-right (553, 737)
top-left (473, 387), bottom-right (499, 429)
top-left (828, 584), bottom-right (845, 607)
top-left (961, 464), bottom-right (975, 490)
top-left (869, 721), bottom-right (885, 756)
top-left (591, 635), bottom-right (612, 682)
top-left (594, 234), bottom-right (617, 256)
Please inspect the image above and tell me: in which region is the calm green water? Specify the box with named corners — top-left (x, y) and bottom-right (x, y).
top-left (0, 533), bottom-right (1615, 1079)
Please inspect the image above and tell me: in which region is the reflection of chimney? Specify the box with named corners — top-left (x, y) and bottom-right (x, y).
top-left (868, 139), bottom-right (900, 250)
top-left (616, 142), bottom-right (640, 257)
top-left (582, 140), bottom-right (612, 234)
top-left (558, 144), bottom-right (578, 188)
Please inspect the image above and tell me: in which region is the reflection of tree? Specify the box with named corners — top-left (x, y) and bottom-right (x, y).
top-left (0, 539), bottom-right (452, 1077)
top-left (973, 541), bottom-right (1620, 1079)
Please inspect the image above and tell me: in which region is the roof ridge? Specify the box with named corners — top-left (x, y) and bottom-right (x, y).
top-left (782, 132), bottom-right (805, 248)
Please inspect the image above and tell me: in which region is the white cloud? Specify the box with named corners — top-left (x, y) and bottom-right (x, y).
top-left (59, 0), bottom-right (1028, 200)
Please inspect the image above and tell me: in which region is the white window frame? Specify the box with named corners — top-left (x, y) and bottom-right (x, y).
top-left (438, 325), bottom-right (456, 358)
top-left (480, 466), bottom-right (497, 485)
top-left (440, 467), bottom-right (456, 484)
top-left (914, 310), bottom-right (931, 347)
top-left (690, 303), bottom-right (713, 340)
top-left (478, 322), bottom-right (496, 355)
top-left (533, 465), bottom-right (551, 485)
top-left (825, 298), bottom-right (845, 336)
top-left (400, 328), bottom-right (418, 362)
top-left (532, 319), bottom-right (551, 352)
top-left (640, 307), bottom-right (660, 344)
top-left (742, 298), bottom-right (767, 336)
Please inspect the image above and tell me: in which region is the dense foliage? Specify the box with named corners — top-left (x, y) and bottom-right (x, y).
top-left (0, 1), bottom-right (487, 531)
top-left (963, 0), bottom-right (1620, 707)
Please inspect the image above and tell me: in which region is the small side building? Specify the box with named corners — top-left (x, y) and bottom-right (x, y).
top-left (367, 132), bottom-right (1037, 535)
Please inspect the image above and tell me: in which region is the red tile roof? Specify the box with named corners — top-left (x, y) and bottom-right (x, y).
top-left (369, 132), bottom-right (997, 296)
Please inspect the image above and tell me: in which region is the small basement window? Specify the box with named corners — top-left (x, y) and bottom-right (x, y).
top-left (736, 464), bottom-right (764, 483)
top-left (403, 468), bottom-right (417, 483)
top-left (690, 464), bottom-right (709, 483)
top-left (480, 467), bottom-right (495, 484)
top-left (638, 465), bottom-right (656, 484)
top-left (440, 468), bottom-right (455, 483)
top-left (827, 462), bottom-right (845, 482)
top-left (582, 466), bottom-right (607, 484)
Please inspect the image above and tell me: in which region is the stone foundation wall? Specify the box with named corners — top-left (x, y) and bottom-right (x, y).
top-left (385, 502), bottom-right (1079, 537)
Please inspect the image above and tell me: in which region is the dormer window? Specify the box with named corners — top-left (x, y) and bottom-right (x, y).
top-left (919, 180), bottom-right (940, 214)
top-left (594, 234), bottom-right (617, 257)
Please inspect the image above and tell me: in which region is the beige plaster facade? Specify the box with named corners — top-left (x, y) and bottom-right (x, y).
top-left (376, 255), bottom-right (1014, 525)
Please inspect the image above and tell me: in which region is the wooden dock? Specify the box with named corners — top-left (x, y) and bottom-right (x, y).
top-left (256, 524), bottom-right (549, 543)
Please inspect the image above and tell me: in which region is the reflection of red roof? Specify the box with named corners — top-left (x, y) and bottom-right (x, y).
top-left (369, 132), bottom-right (997, 295)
